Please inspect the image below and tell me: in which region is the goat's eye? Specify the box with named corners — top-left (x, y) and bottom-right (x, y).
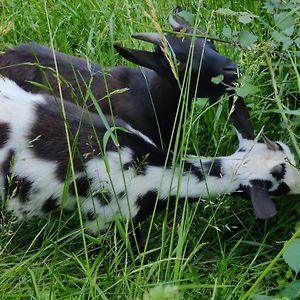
top-left (270, 163), bottom-right (286, 180)
top-left (275, 142), bottom-right (284, 152)
top-left (176, 59), bottom-right (181, 66)
top-left (207, 40), bottom-right (217, 51)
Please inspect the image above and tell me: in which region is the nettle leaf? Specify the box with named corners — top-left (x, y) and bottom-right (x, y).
top-left (194, 98), bottom-right (209, 108)
top-left (263, 1), bottom-right (276, 14)
top-left (281, 280), bottom-right (300, 298)
top-left (282, 39), bottom-right (293, 50)
top-left (236, 83), bottom-right (260, 97)
top-left (274, 12), bottom-right (295, 32)
top-left (177, 10), bottom-right (195, 26)
top-left (295, 37), bottom-right (300, 49)
top-left (222, 26), bottom-right (232, 38)
top-left (238, 31), bottom-right (258, 47)
top-left (215, 8), bottom-right (236, 16)
top-left (238, 13), bottom-right (253, 24)
top-left (143, 285), bottom-right (180, 300)
top-left (271, 30), bottom-right (290, 43)
top-left (283, 239), bottom-right (300, 273)
top-left (211, 74), bottom-right (224, 85)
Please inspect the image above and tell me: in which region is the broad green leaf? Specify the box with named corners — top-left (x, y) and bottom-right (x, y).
top-left (271, 31), bottom-right (290, 43)
top-left (177, 10), bottom-right (195, 26)
top-left (143, 285), bottom-right (180, 300)
top-left (283, 239), bottom-right (300, 273)
top-left (193, 98), bottom-right (209, 109)
top-left (238, 12), bottom-right (254, 24)
top-left (285, 2), bottom-right (299, 10)
top-left (215, 8), bottom-right (235, 16)
top-left (282, 39), bottom-right (293, 50)
top-left (255, 108), bottom-right (300, 116)
top-left (281, 280), bottom-right (300, 298)
top-left (211, 74), bottom-right (224, 85)
top-left (236, 83), bottom-right (260, 97)
top-left (222, 27), bottom-right (232, 38)
top-left (239, 31), bottom-right (258, 47)
top-left (283, 25), bottom-right (295, 36)
top-left (295, 37), bottom-right (300, 49)
top-left (274, 12), bottom-right (295, 31)
top-left (263, 1), bottom-right (276, 14)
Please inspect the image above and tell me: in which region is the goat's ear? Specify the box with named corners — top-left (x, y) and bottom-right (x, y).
top-left (249, 180), bottom-right (277, 219)
top-left (114, 44), bottom-right (166, 74)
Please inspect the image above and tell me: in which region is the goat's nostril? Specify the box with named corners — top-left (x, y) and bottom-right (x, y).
top-left (223, 63), bottom-right (238, 73)
top-left (223, 66), bottom-right (237, 72)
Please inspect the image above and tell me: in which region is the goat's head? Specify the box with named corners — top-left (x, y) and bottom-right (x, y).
top-left (114, 7), bottom-right (238, 101)
top-left (234, 135), bottom-right (300, 219)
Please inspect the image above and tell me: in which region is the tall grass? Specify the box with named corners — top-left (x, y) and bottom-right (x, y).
top-left (0, 0), bottom-right (299, 299)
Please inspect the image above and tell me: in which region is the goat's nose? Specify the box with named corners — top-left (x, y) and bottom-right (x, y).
top-left (223, 61), bottom-right (238, 83)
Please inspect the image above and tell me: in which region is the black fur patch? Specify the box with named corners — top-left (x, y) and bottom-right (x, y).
top-left (118, 132), bottom-right (171, 169)
top-left (186, 163), bottom-right (203, 181)
top-left (92, 189), bottom-right (112, 206)
top-left (0, 123), bottom-right (10, 148)
top-left (4, 176), bottom-right (32, 202)
top-left (28, 99), bottom-right (110, 181)
top-left (270, 163), bottom-right (286, 181)
top-left (118, 191), bottom-right (125, 199)
top-left (203, 159), bottom-right (222, 177)
top-left (2, 150), bottom-right (15, 200)
top-left (17, 178), bottom-right (32, 203)
top-left (275, 142), bottom-right (284, 152)
top-left (86, 209), bottom-right (96, 221)
top-left (134, 191), bottom-right (169, 222)
top-left (251, 179), bottom-right (273, 190)
top-left (134, 190), bottom-right (200, 223)
top-left (1, 151), bottom-right (32, 203)
top-left (95, 194), bottom-right (111, 206)
top-left (270, 182), bottom-right (290, 196)
top-left (42, 196), bottom-right (59, 213)
top-left (123, 162), bottom-right (132, 171)
top-left (69, 176), bottom-right (90, 196)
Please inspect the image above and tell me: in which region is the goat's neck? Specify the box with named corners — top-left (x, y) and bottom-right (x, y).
top-left (126, 153), bottom-right (242, 220)
top-left (157, 154), bottom-right (241, 202)
top-left (146, 70), bottom-right (183, 108)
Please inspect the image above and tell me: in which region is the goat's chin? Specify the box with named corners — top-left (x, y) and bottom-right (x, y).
top-left (197, 84), bottom-right (228, 103)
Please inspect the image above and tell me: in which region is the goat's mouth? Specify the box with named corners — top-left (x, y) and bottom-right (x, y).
top-left (233, 183), bottom-right (278, 219)
top-left (223, 70), bottom-right (239, 85)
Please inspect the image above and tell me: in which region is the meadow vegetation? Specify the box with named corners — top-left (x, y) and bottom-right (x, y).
top-left (0, 0), bottom-right (299, 299)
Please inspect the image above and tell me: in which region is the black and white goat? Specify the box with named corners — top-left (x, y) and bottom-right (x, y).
top-left (0, 9), bottom-right (253, 148)
top-left (0, 77), bottom-right (299, 234)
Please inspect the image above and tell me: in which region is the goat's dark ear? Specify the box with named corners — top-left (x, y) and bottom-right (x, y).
top-left (249, 180), bottom-right (277, 219)
top-left (114, 44), bottom-right (165, 74)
